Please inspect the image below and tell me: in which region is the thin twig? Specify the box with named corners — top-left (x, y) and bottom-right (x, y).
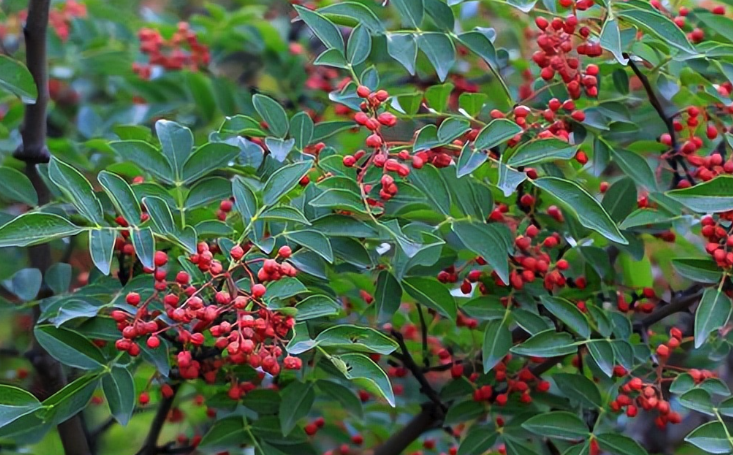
top-left (391, 330), bottom-right (446, 412)
top-left (417, 305), bottom-right (430, 369)
top-left (135, 384), bottom-right (180, 455)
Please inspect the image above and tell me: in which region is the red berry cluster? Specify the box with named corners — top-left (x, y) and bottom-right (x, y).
top-left (533, 15), bottom-right (600, 98)
top-left (701, 215), bottom-right (733, 269)
top-left (133, 22), bottom-right (210, 79)
top-left (611, 377), bottom-right (682, 429)
top-left (110, 240), bottom-right (302, 389)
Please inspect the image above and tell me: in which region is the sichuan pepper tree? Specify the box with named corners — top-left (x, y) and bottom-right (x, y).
top-left (2, 0), bottom-right (733, 454)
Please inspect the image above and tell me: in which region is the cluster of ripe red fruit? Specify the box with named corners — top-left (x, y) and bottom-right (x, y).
top-left (612, 376), bottom-right (683, 429)
top-left (110, 235), bottom-right (303, 392)
top-left (133, 22), bottom-right (210, 79)
top-left (468, 362), bottom-right (551, 406)
top-left (533, 15), bottom-right (600, 99)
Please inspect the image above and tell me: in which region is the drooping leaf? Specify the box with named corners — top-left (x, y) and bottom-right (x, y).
top-left (540, 296), bottom-right (591, 339)
top-left (89, 228), bottom-right (116, 275)
top-left (290, 112), bottom-right (314, 150)
top-left (374, 270), bottom-right (402, 323)
top-left (34, 325), bottom-right (105, 370)
top-left (279, 381), bottom-right (314, 436)
top-left (386, 33), bottom-right (418, 75)
top-left (294, 5), bottom-right (345, 53)
top-left (102, 367), bottom-right (136, 426)
top-left (532, 177), bottom-right (627, 244)
top-left (694, 288), bottom-right (732, 349)
top-left (98, 171), bottom-right (141, 226)
top-left (451, 220), bottom-right (512, 285)
top-left (330, 353), bottom-right (395, 406)
top-left (482, 319), bottom-right (511, 372)
top-left (417, 33), bottom-right (456, 82)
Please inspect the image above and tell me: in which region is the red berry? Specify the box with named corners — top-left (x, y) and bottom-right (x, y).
top-left (252, 283), bottom-right (266, 298)
top-left (126, 292), bottom-right (141, 306)
top-left (154, 251), bottom-right (168, 267)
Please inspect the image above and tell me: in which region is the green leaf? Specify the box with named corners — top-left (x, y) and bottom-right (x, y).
top-left (110, 141), bottom-right (174, 184)
top-left (155, 120), bottom-right (193, 183)
top-left (260, 206), bottom-right (310, 225)
top-left (679, 388), bottom-right (714, 416)
top-left (456, 143), bottom-right (487, 178)
top-left (610, 147), bottom-right (658, 191)
top-left (587, 339), bottom-right (615, 377)
top-left (507, 139), bottom-right (578, 167)
top-left (44, 372), bottom-right (100, 425)
top-left (232, 177), bottom-right (258, 227)
top-left (600, 19), bottom-right (628, 65)
top-left (445, 400), bottom-right (484, 426)
top-left (671, 258), bottom-right (723, 284)
top-left (46, 263), bottom-right (72, 295)
top-left (295, 294), bottom-right (340, 320)
top-left (554, 373), bottom-right (602, 408)
top-left (89, 228), bottom-right (116, 275)
top-left (0, 385), bottom-right (42, 427)
top-left (697, 11), bottom-right (733, 45)
top-left (98, 171), bottom-right (141, 226)
top-left (330, 353), bottom-right (395, 406)
top-left (102, 367), bottom-right (135, 426)
top-left (409, 163), bottom-right (451, 215)
top-left (521, 412), bottom-right (589, 441)
top-left (347, 24), bottom-right (371, 66)
top-left (425, 82), bottom-right (454, 113)
top-left (511, 329), bottom-right (578, 357)
top-left (506, 0), bottom-right (537, 13)
top-left (186, 177), bottom-right (231, 210)
top-left (374, 270), bottom-right (402, 323)
top-left (457, 29), bottom-right (499, 68)
top-left (617, 8), bottom-right (694, 53)
top-left (719, 396), bottom-right (733, 417)
top-left (482, 319), bottom-right (511, 372)
top-left (294, 5), bottom-right (345, 53)
top-left (143, 196), bottom-right (176, 236)
top-left (34, 325), bottom-right (105, 370)
top-left (417, 32), bottom-right (455, 82)
top-left (318, 2), bottom-right (385, 33)
top-left (458, 427), bottom-right (498, 455)
top-left (532, 177), bottom-right (627, 244)
top-left (315, 380), bottom-right (363, 418)
top-left (0, 55), bottom-right (37, 103)
top-left (290, 112), bottom-right (314, 150)
top-left (263, 161), bottom-right (312, 207)
top-left (309, 188), bottom-right (368, 214)
top-left (451, 220), bottom-right (512, 285)
top-left (0, 213), bottom-right (82, 248)
top-left (684, 421), bottom-right (733, 454)
top-left (8, 268), bottom-right (41, 301)
top-left (403, 277), bottom-right (457, 321)
top-left (49, 159), bottom-right (104, 225)
top-left (387, 33), bottom-right (417, 75)
top-left (199, 416), bottom-right (247, 449)
top-left (424, 0), bottom-right (454, 30)
top-left (459, 92), bottom-right (488, 117)
top-left (0, 167), bottom-right (37, 205)
top-left (391, 0), bottom-right (424, 28)
top-left (131, 227), bottom-right (156, 270)
top-left (315, 325), bottom-right (398, 354)
top-left (279, 381), bottom-right (314, 436)
top-left (670, 373), bottom-right (695, 395)
top-left (253, 94), bottom-right (289, 138)
top-left (540, 296), bottom-right (591, 339)
top-left (666, 175), bottom-right (733, 213)
top-left (496, 162), bottom-right (527, 197)
top-left (286, 230), bottom-right (334, 263)
top-left (181, 142), bottom-right (239, 183)
top-left (438, 118), bottom-right (470, 143)
top-left (694, 288), bottom-right (732, 349)
top-left (474, 119), bottom-right (522, 151)
top-left (596, 433), bottom-right (648, 455)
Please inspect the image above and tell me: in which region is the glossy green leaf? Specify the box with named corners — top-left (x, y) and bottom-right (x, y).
top-left (458, 427), bottom-right (498, 455)
top-left (679, 388), bottom-right (714, 416)
top-left (0, 213), bottom-right (82, 248)
top-left (409, 163), bottom-right (451, 215)
top-left (671, 258), bottom-right (723, 284)
top-left (695, 288), bottom-right (732, 349)
top-left (403, 277), bottom-right (457, 321)
top-left (330, 353), bottom-right (395, 406)
top-left (102, 367), bottom-right (135, 426)
top-left (617, 8), bottom-right (694, 53)
top-left (109, 141), bottom-right (173, 184)
top-left (507, 139), bottom-right (578, 167)
top-left (474, 119), bottom-right (522, 151)
top-left (451, 220), bottom-right (512, 285)
top-left (0, 55), bottom-right (37, 103)
top-left (386, 33), bottom-right (417, 75)
top-left (521, 412), bottom-right (589, 441)
top-left (667, 175), bottom-right (733, 213)
top-left (540, 296), bottom-right (591, 339)
top-left (48, 158), bottom-right (103, 225)
top-left (347, 24), bottom-right (371, 66)
top-left (98, 171), bottom-right (141, 226)
top-left (600, 19), bottom-right (628, 65)
top-left (279, 381), bottom-right (314, 436)
top-left (286, 230), bottom-right (333, 263)
top-left (295, 294), bottom-right (340, 320)
top-left (374, 270), bottom-right (402, 323)
top-left (315, 325), bottom-right (398, 354)
top-left (0, 167), bottom-right (37, 206)
top-left (318, 2), bottom-right (385, 33)
top-left (0, 385), bottom-right (42, 427)
top-left (532, 177), bottom-right (627, 244)
top-left (232, 177), bottom-right (258, 227)
top-left (89, 228), bottom-right (116, 275)
top-left (596, 433), bottom-right (649, 455)
top-left (417, 32), bottom-right (455, 82)
top-left (511, 329), bottom-right (578, 357)
top-left (290, 112), bottom-right (314, 150)
top-left (554, 373), bottom-right (602, 408)
top-left (391, 0), bottom-right (424, 28)
top-left (181, 142), bottom-right (239, 183)
top-left (253, 94), bottom-right (289, 138)
top-left (587, 339), bottom-right (615, 377)
top-left (155, 120), bottom-right (193, 182)
top-left (684, 421), bottom-right (733, 454)
top-left (482, 319), bottom-right (511, 372)
top-left (131, 227), bottom-right (156, 270)
top-left (294, 5), bottom-right (345, 53)
top-left (262, 161), bottom-right (312, 207)
top-left (44, 372), bottom-right (100, 426)
top-left (34, 325), bottom-right (105, 370)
